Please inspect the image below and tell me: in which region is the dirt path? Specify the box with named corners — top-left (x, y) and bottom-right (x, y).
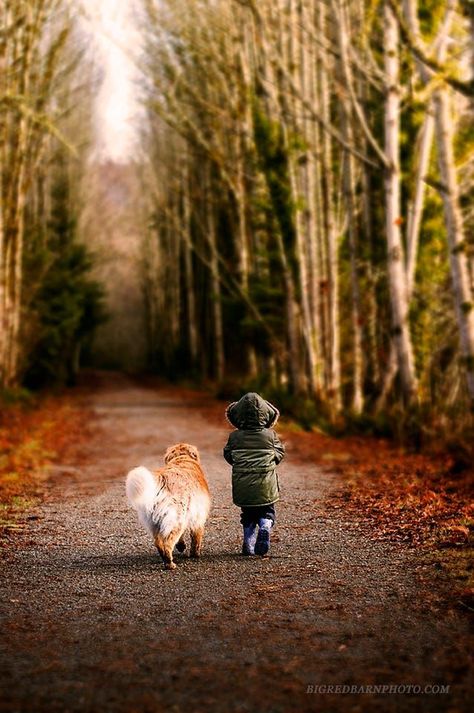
top-left (0, 374), bottom-right (472, 713)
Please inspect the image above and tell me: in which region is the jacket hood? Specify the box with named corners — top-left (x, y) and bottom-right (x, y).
top-left (225, 392), bottom-right (280, 430)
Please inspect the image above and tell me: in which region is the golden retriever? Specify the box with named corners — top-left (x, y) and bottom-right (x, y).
top-left (126, 443), bottom-right (211, 569)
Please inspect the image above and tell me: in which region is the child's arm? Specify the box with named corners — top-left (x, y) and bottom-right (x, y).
top-left (223, 434), bottom-right (234, 464)
top-left (273, 432), bottom-right (285, 464)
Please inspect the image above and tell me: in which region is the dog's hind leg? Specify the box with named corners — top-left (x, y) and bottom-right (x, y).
top-left (154, 534), bottom-right (176, 570)
top-left (190, 527), bottom-right (204, 558)
top-left (156, 526), bottom-right (186, 569)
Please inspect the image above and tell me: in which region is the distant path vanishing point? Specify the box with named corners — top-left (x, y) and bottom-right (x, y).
top-left (0, 373), bottom-right (472, 712)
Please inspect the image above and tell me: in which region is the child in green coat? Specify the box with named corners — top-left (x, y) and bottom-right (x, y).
top-left (223, 392), bottom-right (285, 556)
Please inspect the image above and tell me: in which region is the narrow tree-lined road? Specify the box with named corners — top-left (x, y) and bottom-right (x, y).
top-left (0, 374), bottom-right (471, 712)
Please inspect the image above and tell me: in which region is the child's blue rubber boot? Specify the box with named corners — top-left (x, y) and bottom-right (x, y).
top-left (242, 524), bottom-right (257, 555)
top-left (255, 518), bottom-right (273, 556)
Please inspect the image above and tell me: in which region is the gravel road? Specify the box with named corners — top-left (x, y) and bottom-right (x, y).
top-left (0, 374), bottom-right (472, 713)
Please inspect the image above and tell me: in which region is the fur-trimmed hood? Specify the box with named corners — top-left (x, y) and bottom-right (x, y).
top-left (225, 392), bottom-right (280, 430)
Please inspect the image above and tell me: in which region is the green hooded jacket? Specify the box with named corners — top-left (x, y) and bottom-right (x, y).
top-left (223, 393), bottom-right (285, 507)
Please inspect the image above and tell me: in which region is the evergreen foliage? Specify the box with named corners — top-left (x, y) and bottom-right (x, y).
top-left (24, 169), bottom-right (106, 388)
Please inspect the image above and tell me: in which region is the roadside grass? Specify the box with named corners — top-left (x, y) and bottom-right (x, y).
top-left (0, 390), bottom-right (88, 541)
top-left (300, 432), bottom-right (474, 609)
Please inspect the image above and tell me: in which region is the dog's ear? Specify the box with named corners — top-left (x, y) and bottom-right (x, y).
top-left (164, 445), bottom-right (176, 464)
top-left (185, 444), bottom-right (200, 462)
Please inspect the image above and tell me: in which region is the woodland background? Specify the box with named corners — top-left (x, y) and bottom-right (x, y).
top-left (1, 0), bottom-right (474, 446)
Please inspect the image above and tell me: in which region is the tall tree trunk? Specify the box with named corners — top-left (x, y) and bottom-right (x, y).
top-left (433, 86), bottom-right (474, 404)
top-left (0, 14), bottom-right (6, 386)
top-left (376, 108), bottom-right (435, 410)
top-left (233, 14), bottom-right (258, 379)
top-left (284, 0), bottom-right (315, 395)
top-left (383, 1), bottom-right (418, 406)
top-left (343, 118), bottom-right (364, 414)
top-left (406, 110), bottom-right (435, 294)
top-left (0, 175), bottom-right (5, 386)
top-left (183, 164), bottom-right (198, 365)
top-left (318, 0), bottom-right (342, 414)
top-left (167, 191), bottom-right (180, 355)
top-left (299, 0), bottom-right (323, 396)
top-left (253, 0), bottom-right (304, 394)
top-left (335, 0), bottom-right (364, 413)
top-left (275, 231), bottom-right (303, 395)
top-left (3, 104), bottom-right (30, 387)
top-left (361, 165), bottom-right (382, 394)
top-left (207, 181), bottom-right (224, 384)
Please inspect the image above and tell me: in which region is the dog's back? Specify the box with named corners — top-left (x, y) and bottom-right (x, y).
top-left (155, 459), bottom-right (210, 524)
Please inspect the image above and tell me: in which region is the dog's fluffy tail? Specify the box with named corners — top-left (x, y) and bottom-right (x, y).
top-left (126, 466), bottom-right (157, 511)
top-left (126, 465), bottom-right (186, 539)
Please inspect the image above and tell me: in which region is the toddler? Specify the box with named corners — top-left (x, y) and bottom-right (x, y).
top-left (223, 392), bottom-right (285, 556)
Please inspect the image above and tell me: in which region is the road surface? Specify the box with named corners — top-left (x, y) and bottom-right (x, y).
top-left (0, 374), bottom-right (471, 712)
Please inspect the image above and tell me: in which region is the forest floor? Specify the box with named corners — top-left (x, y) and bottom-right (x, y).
top-left (0, 372), bottom-right (472, 713)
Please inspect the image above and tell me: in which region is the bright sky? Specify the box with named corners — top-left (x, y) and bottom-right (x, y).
top-left (81, 0), bottom-right (142, 162)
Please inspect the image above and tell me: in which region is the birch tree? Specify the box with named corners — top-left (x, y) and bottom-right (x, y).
top-left (0, 0), bottom-right (74, 387)
top-left (383, 2), bottom-right (419, 406)
top-left (139, 0), bottom-right (473, 429)
top-left (400, 0), bottom-right (474, 405)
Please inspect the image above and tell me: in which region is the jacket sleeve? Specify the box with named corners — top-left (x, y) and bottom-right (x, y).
top-left (273, 432), bottom-right (285, 464)
top-left (223, 435), bottom-right (234, 464)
